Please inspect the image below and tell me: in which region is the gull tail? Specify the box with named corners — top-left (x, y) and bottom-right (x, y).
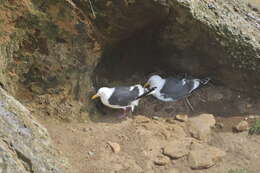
top-left (199, 77), bottom-right (211, 85)
top-left (135, 87), bottom-right (157, 100)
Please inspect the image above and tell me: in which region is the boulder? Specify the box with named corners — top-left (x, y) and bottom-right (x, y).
top-left (163, 138), bottom-right (192, 159)
top-left (188, 142), bottom-right (226, 169)
top-left (187, 114), bottom-right (216, 141)
top-left (0, 88), bottom-right (67, 173)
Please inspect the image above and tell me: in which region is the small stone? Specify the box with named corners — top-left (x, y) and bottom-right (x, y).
top-left (175, 114), bottom-right (188, 122)
top-left (166, 119), bottom-right (176, 124)
top-left (246, 104), bottom-right (252, 108)
top-left (108, 141), bottom-right (121, 153)
top-left (163, 138), bottom-right (192, 159)
top-left (234, 120), bottom-right (249, 132)
top-left (69, 127), bottom-right (76, 132)
top-left (134, 115), bottom-right (150, 123)
top-left (82, 127), bottom-right (88, 132)
top-left (248, 115), bottom-right (256, 119)
top-left (154, 155), bottom-right (170, 166)
top-left (88, 151), bottom-right (94, 156)
top-left (215, 122), bottom-right (224, 129)
top-left (152, 116), bottom-right (160, 120)
top-left (106, 1), bottom-right (112, 6)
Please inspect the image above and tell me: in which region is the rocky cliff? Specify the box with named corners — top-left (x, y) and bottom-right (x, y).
top-left (0, 0), bottom-right (259, 172)
top-left (0, 88), bottom-right (68, 172)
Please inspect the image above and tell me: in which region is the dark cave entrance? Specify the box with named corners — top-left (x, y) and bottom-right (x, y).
top-left (91, 28), bottom-right (260, 120)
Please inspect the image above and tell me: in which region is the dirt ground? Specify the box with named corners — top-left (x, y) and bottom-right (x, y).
top-left (36, 83), bottom-right (260, 173)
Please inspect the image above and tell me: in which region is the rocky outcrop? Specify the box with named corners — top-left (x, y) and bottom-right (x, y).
top-left (85, 0), bottom-right (259, 94)
top-left (0, 88), bottom-right (67, 172)
top-left (0, 0), bottom-right (103, 121)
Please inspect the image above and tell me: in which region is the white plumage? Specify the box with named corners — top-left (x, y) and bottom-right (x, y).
top-left (91, 84), bottom-right (154, 117)
top-left (145, 75), bottom-right (209, 102)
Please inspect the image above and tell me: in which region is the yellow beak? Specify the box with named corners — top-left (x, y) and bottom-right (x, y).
top-left (144, 82), bottom-right (150, 88)
top-left (91, 94), bottom-right (99, 100)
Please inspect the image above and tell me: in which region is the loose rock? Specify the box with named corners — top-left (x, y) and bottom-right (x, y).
top-left (88, 151), bottom-right (94, 156)
top-left (163, 138), bottom-right (192, 159)
top-left (154, 155), bottom-right (170, 166)
top-left (108, 141), bottom-right (121, 153)
top-left (175, 114), bottom-right (188, 122)
top-left (215, 122), bottom-right (224, 129)
top-left (188, 142), bottom-right (226, 169)
top-left (248, 115), bottom-right (256, 119)
top-left (234, 120), bottom-right (249, 132)
top-left (187, 114), bottom-right (216, 141)
top-left (134, 115), bottom-right (150, 123)
top-left (152, 116), bottom-right (160, 120)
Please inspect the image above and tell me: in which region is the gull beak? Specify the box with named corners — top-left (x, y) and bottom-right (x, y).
top-left (91, 94), bottom-right (99, 100)
top-left (144, 82), bottom-right (150, 88)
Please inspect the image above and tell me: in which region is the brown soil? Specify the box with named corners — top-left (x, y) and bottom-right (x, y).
top-left (36, 84), bottom-right (260, 173)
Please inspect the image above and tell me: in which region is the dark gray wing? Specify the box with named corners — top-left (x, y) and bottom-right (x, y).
top-left (108, 86), bottom-right (139, 106)
top-left (160, 77), bottom-right (197, 100)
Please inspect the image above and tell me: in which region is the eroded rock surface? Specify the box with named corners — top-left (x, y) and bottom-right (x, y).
top-left (0, 88), bottom-right (67, 173)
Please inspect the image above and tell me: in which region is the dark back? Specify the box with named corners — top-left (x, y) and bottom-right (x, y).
top-left (160, 77), bottom-right (195, 100)
top-left (108, 86), bottom-right (140, 106)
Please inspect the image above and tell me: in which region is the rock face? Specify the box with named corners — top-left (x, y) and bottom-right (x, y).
top-left (188, 142), bottom-right (226, 169)
top-left (162, 0), bottom-right (260, 94)
top-left (187, 114), bottom-right (216, 142)
top-left (0, 88), bottom-right (67, 173)
top-left (0, 0), bottom-right (101, 121)
top-left (85, 0), bottom-right (260, 95)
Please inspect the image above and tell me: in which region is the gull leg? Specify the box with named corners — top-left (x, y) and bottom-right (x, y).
top-left (193, 91), bottom-right (206, 102)
top-left (185, 97), bottom-right (194, 112)
top-left (118, 108), bottom-right (126, 119)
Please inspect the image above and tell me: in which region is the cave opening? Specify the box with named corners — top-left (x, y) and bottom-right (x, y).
top-left (91, 27), bottom-right (260, 120)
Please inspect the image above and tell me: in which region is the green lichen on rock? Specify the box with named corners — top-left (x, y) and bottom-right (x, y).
top-left (0, 0), bottom-right (101, 121)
